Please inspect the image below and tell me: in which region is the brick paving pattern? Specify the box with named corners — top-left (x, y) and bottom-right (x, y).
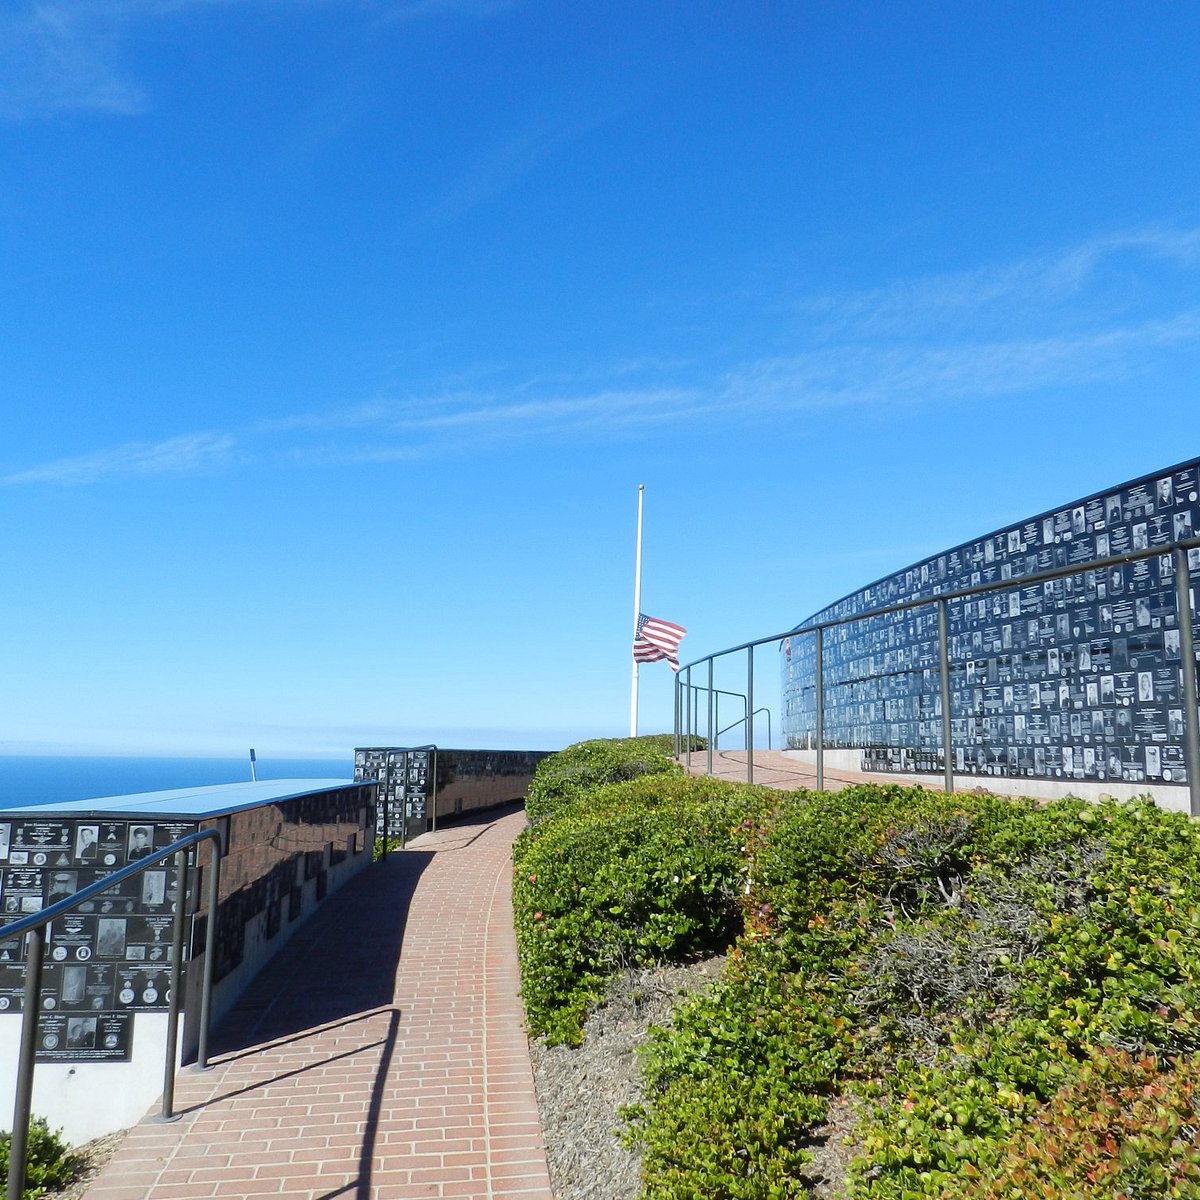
top-left (82, 804), bottom-right (552, 1200)
top-left (679, 747), bottom-right (890, 792)
top-left (680, 749), bottom-right (1063, 801)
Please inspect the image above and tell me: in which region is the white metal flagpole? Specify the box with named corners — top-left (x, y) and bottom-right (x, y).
top-left (630, 484), bottom-right (644, 736)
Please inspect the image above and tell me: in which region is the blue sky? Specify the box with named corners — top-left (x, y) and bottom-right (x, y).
top-left (1, 1), bottom-right (1198, 758)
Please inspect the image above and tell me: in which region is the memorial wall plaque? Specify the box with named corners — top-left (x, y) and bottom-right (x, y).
top-left (1, 784), bottom-right (372, 1062)
top-left (355, 746), bottom-right (433, 837)
top-left (782, 459), bottom-right (1200, 784)
top-left (0, 817), bottom-right (198, 1035)
top-left (36, 1011), bottom-right (134, 1062)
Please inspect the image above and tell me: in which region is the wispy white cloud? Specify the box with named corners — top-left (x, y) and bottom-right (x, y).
top-left (6, 229), bottom-right (1200, 485)
top-left (259, 305), bottom-right (1200, 464)
top-left (279, 441), bottom-right (429, 469)
top-left (395, 388), bottom-right (700, 433)
top-left (376, 0), bottom-right (515, 21)
top-left (0, 4), bottom-right (146, 121)
top-left (261, 386), bottom-right (700, 440)
top-left (724, 309), bottom-right (1200, 411)
top-left (800, 226), bottom-right (1200, 338)
top-left (256, 400), bottom-right (409, 435)
top-left (0, 0), bottom-right (511, 122)
top-left (2, 433), bottom-right (236, 485)
top-left (409, 120), bottom-right (582, 230)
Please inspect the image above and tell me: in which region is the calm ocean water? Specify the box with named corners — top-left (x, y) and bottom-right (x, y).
top-left (0, 755), bottom-right (353, 810)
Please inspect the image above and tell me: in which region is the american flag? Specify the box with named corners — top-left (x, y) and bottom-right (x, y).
top-left (633, 613), bottom-right (687, 671)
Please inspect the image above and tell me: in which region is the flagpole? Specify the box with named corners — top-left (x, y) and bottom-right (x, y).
top-left (630, 483), bottom-right (644, 736)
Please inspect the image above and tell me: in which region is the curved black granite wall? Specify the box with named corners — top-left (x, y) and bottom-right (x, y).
top-left (781, 459), bottom-right (1200, 786)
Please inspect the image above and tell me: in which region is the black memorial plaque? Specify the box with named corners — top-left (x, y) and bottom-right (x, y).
top-left (36, 1011), bottom-right (134, 1062)
top-left (0, 818), bottom-right (196, 1031)
top-left (356, 746), bottom-right (433, 838)
top-left (2, 785), bottom-right (371, 1048)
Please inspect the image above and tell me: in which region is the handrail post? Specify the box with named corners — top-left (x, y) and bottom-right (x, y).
top-left (7, 926), bottom-right (45, 1200)
top-left (938, 598), bottom-right (954, 794)
top-left (159, 847), bottom-right (189, 1121)
top-left (1175, 547), bottom-right (1200, 817)
top-left (746, 646), bottom-right (754, 785)
top-left (815, 626), bottom-right (825, 791)
top-left (196, 833), bottom-right (222, 1070)
top-left (673, 675), bottom-right (681, 757)
top-left (706, 658), bottom-right (715, 776)
top-left (685, 667), bottom-right (693, 766)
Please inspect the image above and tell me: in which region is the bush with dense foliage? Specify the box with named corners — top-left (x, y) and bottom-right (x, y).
top-left (523, 736), bottom-right (685, 826)
top-left (941, 1047), bottom-right (1200, 1200)
top-left (514, 739), bottom-right (1200, 1199)
top-left (0, 1118), bottom-right (81, 1200)
top-left (514, 768), bottom-right (774, 1044)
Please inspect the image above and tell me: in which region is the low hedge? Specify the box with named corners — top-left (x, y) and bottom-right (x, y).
top-left (523, 737), bottom-right (685, 827)
top-left (514, 771), bottom-right (775, 1044)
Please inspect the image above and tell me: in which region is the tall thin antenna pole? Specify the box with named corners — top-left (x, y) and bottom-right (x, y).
top-left (630, 484), bottom-right (644, 736)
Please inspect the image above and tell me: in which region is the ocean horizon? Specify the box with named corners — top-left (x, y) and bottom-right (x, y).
top-left (0, 755), bottom-right (353, 811)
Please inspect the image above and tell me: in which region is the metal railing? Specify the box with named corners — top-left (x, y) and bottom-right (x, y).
top-left (679, 683), bottom-right (772, 751)
top-left (3, 828), bottom-right (223, 1200)
top-left (717, 707), bottom-right (773, 751)
top-left (675, 536), bottom-right (1200, 818)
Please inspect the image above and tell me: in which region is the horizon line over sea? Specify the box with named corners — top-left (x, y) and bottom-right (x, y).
top-left (0, 755), bottom-right (353, 811)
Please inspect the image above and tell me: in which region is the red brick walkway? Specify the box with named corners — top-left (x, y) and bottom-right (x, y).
top-left (678, 748), bottom-right (885, 792)
top-left (82, 805), bottom-right (552, 1200)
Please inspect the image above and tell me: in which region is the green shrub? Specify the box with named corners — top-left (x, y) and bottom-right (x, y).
top-left (513, 772), bottom-right (773, 1044)
top-left (630, 788), bottom-right (1200, 1199)
top-left (944, 1048), bottom-right (1200, 1199)
top-left (849, 797), bottom-right (1200, 1200)
top-left (629, 732), bottom-right (708, 755)
top-left (0, 1118), bottom-right (81, 1200)
top-left (626, 927), bottom-right (857, 1198)
top-left (514, 746), bottom-right (1200, 1199)
top-left (523, 737), bottom-right (683, 826)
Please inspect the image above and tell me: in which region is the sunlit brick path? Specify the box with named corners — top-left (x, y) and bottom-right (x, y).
top-left (81, 804), bottom-right (553, 1200)
top-left (678, 747), bottom-right (885, 792)
top-left (679, 749), bottom-right (1067, 802)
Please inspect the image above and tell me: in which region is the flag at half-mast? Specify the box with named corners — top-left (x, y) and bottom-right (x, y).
top-left (633, 613), bottom-right (687, 671)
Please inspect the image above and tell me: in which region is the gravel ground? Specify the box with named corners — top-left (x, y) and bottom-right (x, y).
top-left (528, 957), bottom-right (727, 1200)
top-left (42, 1129), bottom-right (128, 1200)
top-left (528, 954), bottom-right (860, 1200)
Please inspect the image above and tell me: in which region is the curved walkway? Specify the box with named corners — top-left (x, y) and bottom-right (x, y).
top-left (678, 748), bottom-right (884, 792)
top-left (679, 749), bottom-right (1086, 805)
top-left (82, 805), bottom-right (552, 1200)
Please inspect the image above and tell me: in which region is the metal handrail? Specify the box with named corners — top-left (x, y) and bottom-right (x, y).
top-left (716, 706), bottom-right (773, 750)
top-left (682, 684), bottom-right (754, 750)
top-left (4, 827), bottom-right (223, 1200)
top-left (675, 535), bottom-right (1200, 815)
